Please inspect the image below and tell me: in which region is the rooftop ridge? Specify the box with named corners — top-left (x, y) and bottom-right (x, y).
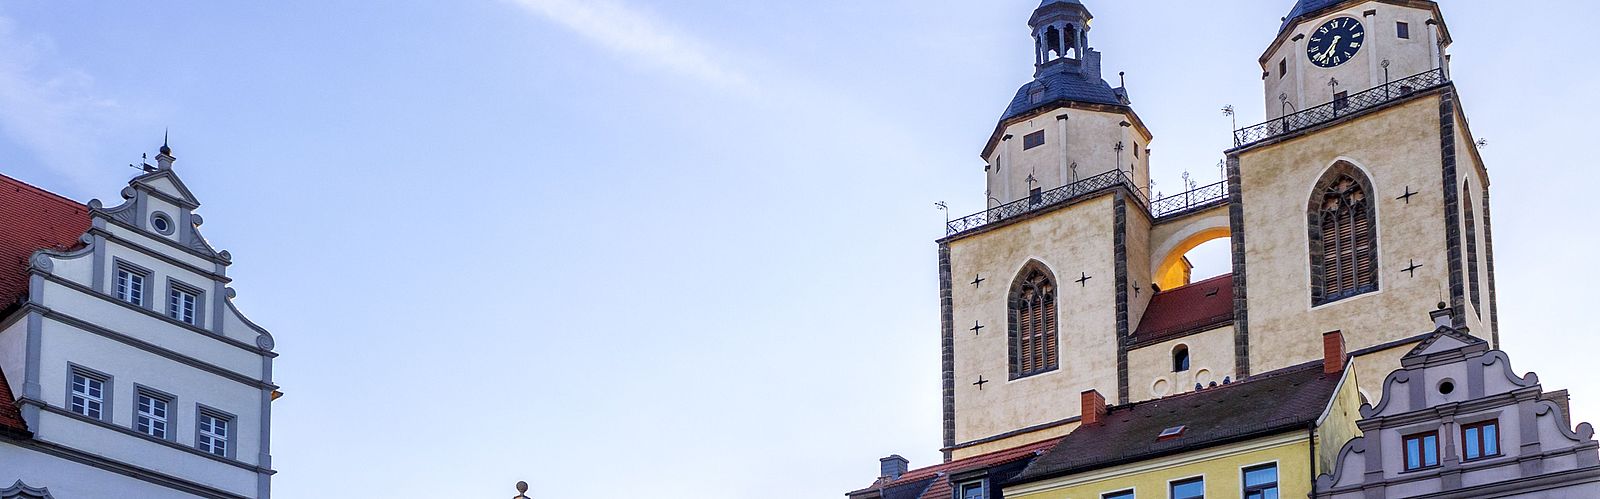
top-left (0, 172), bottom-right (88, 212)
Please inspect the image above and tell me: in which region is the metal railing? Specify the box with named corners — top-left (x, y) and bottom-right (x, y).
top-left (1233, 68), bottom-right (1448, 148)
top-left (1150, 180), bottom-right (1229, 219)
top-left (945, 170), bottom-right (1145, 236)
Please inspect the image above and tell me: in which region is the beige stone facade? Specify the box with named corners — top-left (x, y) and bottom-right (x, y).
top-left (934, 0), bottom-right (1496, 464)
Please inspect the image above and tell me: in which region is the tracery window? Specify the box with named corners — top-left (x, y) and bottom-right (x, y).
top-left (1009, 264), bottom-right (1059, 379)
top-left (1310, 165), bottom-right (1378, 305)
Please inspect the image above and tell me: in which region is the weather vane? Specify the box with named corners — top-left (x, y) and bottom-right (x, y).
top-left (514, 481), bottom-right (531, 499)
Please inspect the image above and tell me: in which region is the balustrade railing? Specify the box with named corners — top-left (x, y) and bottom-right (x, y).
top-left (1150, 180), bottom-right (1229, 219)
top-left (945, 170), bottom-right (1145, 236)
top-left (1233, 68), bottom-right (1447, 148)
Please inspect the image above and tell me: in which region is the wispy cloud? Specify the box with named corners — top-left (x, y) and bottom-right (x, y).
top-left (0, 15), bottom-right (125, 183)
top-left (507, 0), bottom-right (753, 93)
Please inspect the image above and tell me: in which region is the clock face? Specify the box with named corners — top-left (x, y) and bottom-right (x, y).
top-left (1307, 17), bottom-right (1365, 68)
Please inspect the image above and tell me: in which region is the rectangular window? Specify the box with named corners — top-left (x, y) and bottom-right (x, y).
top-left (197, 410), bottom-right (232, 457)
top-left (1029, 86), bottom-right (1046, 104)
top-left (1102, 490), bottom-right (1134, 499)
top-left (1279, 59), bottom-right (1287, 79)
top-left (69, 368), bottom-right (108, 420)
top-left (957, 480), bottom-right (985, 499)
top-left (136, 390), bottom-right (171, 440)
top-left (1397, 22), bottom-right (1411, 39)
top-left (1462, 420), bottom-right (1501, 461)
top-left (1243, 463), bottom-right (1278, 499)
top-left (1023, 130), bottom-right (1046, 150)
top-left (115, 266), bottom-right (146, 306)
top-left (1404, 431), bottom-right (1441, 470)
top-left (168, 286), bottom-right (198, 325)
top-left (1171, 477), bottom-right (1204, 499)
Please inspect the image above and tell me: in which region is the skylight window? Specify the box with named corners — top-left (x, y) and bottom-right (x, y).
top-left (1158, 425), bottom-right (1187, 440)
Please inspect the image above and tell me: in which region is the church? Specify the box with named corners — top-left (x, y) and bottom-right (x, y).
top-left (849, 1), bottom-right (1600, 498)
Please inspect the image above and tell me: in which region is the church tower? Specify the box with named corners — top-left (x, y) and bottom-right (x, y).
top-left (932, 0), bottom-right (1497, 464)
top-left (940, 0), bottom-right (1158, 462)
top-left (983, 0), bottom-right (1151, 207)
top-left (1228, 0), bottom-right (1495, 386)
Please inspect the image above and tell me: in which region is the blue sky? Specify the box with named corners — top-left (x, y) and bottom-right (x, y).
top-left (0, 1), bottom-right (1596, 497)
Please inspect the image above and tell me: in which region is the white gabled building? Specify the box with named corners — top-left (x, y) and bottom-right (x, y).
top-left (0, 143), bottom-right (279, 498)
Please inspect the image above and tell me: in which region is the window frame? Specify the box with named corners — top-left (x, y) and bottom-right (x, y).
top-left (1008, 263), bottom-right (1061, 380)
top-left (1461, 419), bottom-right (1501, 462)
top-left (1023, 130), bottom-right (1046, 150)
top-left (1279, 58), bottom-right (1287, 79)
top-left (1397, 21), bottom-right (1411, 39)
top-left (1101, 488), bottom-right (1135, 499)
top-left (1308, 164), bottom-right (1380, 307)
top-left (66, 364), bottom-right (112, 423)
top-left (1241, 462), bottom-right (1278, 499)
top-left (1172, 344), bottom-right (1190, 372)
top-left (1169, 475), bottom-right (1204, 499)
top-left (955, 479), bottom-right (987, 499)
top-left (1402, 430), bottom-right (1441, 471)
top-left (133, 385), bottom-right (177, 442)
top-left (112, 259), bottom-right (153, 308)
top-left (165, 278), bottom-right (206, 327)
top-left (195, 405), bottom-right (238, 459)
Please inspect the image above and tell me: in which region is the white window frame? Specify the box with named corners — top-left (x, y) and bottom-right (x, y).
top-left (195, 406), bottom-right (235, 459)
top-left (955, 479), bottom-right (987, 499)
top-left (134, 386), bottom-right (175, 441)
top-left (113, 260), bottom-right (150, 307)
top-left (67, 365), bottom-right (111, 422)
top-left (166, 279), bottom-right (204, 326)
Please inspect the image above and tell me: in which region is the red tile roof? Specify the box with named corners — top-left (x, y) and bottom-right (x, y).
top-left (0, 172), bottom-right (90, 437)
top-left (1133, 273), bottom-right (1234, 345)
top-left (849, 437), bottom-right (1062, 499)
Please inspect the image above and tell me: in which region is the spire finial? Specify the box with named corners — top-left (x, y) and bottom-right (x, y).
top-left (155, 129), bottom-right (176, 170)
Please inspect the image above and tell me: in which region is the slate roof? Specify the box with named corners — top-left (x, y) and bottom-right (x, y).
top-left (1133, 274), bottom-right (1235, 345)
top-left (848, 437), bottom-right (1061, 499)
top-left (998, 67), bottom-right (1125, 124)
top-left (0, 172), bottom-right (91, 437)
top-left (1013, 360), bottom-right (1340, 483)
top-left (1280, 0), bottom-right (1347, 34)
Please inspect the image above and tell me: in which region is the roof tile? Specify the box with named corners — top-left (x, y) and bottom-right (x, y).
top-left (0, 172), bottom-right (91, 437)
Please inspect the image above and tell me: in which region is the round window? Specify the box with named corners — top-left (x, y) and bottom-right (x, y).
top-left (1439, 379), bottom-right (1456, 395)
top-left (151, 213), bottom-right (174, 235)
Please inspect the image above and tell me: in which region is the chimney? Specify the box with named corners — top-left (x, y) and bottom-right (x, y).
top-left (1323, 330), bottom-right (1346, 374)
top-left (1081, 389), bottom-right (1107, 426)
top-left (1429, 302), bottom-right (1453, 329)
top-left (879, 455), bottom-right (909, 481)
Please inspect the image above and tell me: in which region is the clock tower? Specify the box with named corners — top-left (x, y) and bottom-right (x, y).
top-left (1261, 0), bottom-right (1450, 119)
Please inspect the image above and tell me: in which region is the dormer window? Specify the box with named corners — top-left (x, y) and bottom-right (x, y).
top-left (1029, 86), bottom-right (1046, 104)
top-left (957, 480), bottom-right (986, 499)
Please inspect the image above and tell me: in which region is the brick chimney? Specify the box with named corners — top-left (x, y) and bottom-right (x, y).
top-left (879, 455), bottom-right (909, 481)
top-left (1323, 330), bottom-right (1346, 374)
top-left (1081, 389), bottom-right (1107, 425)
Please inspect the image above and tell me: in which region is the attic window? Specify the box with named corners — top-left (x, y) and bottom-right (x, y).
top-left (1029, 86), bottom-right (1046, 104)
top-left (1157, 425), bottom-right (1187, 440)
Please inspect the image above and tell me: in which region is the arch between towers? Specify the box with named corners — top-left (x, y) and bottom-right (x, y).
top-left (1150, 207), bottom-right (1232, 291)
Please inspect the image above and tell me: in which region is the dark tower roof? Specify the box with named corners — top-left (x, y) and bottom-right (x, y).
top-left (1279, 0), bottom-right (1345, 33)
top-left (1031, 0), bottom-right (1092, 25)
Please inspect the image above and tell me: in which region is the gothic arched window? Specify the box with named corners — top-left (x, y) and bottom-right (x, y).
top-left (1009, 263), bottom-right (1059, 379)
top-left (1309, 165), bottom-right (1378, 305)
top-left (1463, 182), bottom-right (1481, 317)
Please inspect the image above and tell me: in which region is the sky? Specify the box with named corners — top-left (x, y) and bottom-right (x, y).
top-left (0, 1), bottom-right (1596, 497)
